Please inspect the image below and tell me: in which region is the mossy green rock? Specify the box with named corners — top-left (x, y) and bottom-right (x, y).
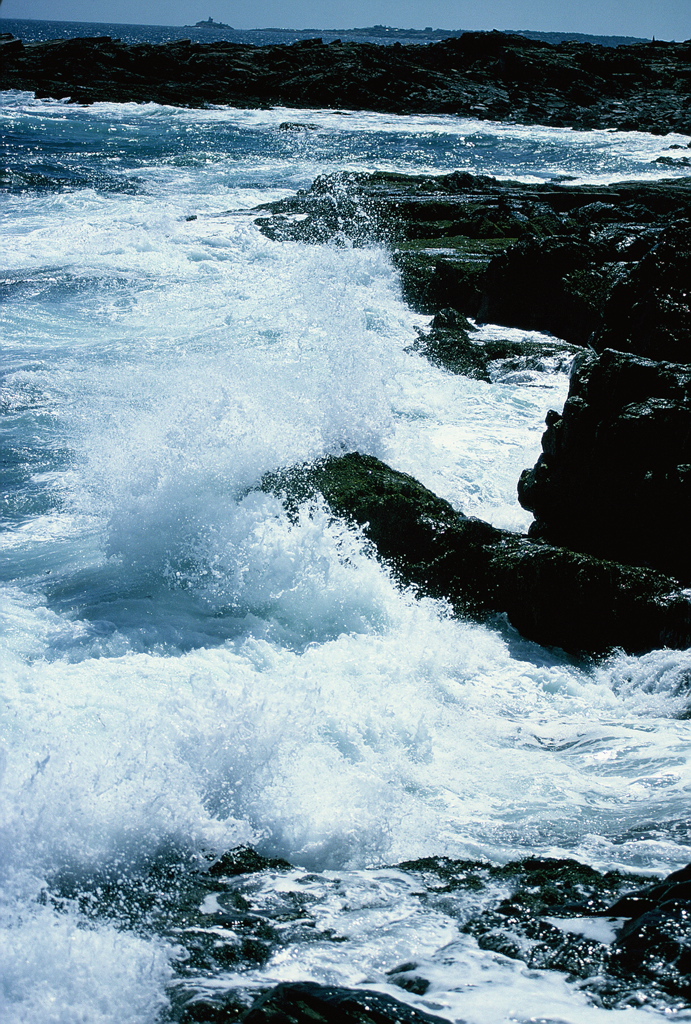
top-left (262, 452), bottom-right (691, 654)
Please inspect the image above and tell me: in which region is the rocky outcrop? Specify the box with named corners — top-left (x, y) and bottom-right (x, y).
top-left (605, 863), bottom-right (691, 998)
top-left (256, 168), bottom-right (691, 589)
top-left (255, 172), bottom-right (691, 350)
top-left (2, 32), bottom-right (691, 133)
top-left (411, 309), bottom-right (580, 381)
top-left (262, 452), bottom-right (691, 655)
top-left (519, 349), bottom-right (691, 583)
top-left (170, 850), bottom-right (691, 1018)
top-left (57, 841), bottom-right (689, 1019)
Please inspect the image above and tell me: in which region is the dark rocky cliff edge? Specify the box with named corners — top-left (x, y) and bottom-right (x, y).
top-left (1, 30), bottom-right (691, 133)
top-left (256, 170), bottom-right (691, 594)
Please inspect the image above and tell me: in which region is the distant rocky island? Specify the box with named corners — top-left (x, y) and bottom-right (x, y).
top-left (191, 17), bottom-right (233, 30)
top-left (182, 21), bottom-right (648, 47)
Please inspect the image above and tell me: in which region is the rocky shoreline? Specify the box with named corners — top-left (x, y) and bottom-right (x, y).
top-left (1, 30), bottom-right (691, 133)
top-left (73, 844), bottom-right (689, 1021)
top-left (4, 40), bottom-right (691, 1021)
top-left (254, 169), bottom-right (691, 652)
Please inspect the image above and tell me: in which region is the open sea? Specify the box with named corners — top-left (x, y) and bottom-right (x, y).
top-left (0, 17), bottom-right (450, 47)
top-left (2, 22), bottom-right (691, 1024)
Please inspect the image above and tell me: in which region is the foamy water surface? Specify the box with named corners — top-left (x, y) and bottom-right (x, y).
top-left (2, 92), bottom-right (691, 1024)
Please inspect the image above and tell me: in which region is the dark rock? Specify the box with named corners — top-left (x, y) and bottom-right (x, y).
top-left (390, 245), bottom-right (494, 318)
top-left (599, 862), bottom-right (691, 999)
top-left (3, 32), bottom-right (691, 133)
top-left (51, 844), bottom-right (295, 1012)
top-left (655, 156), bottom-right (691, 167)
top-left (208, 846), bottom-right (293, 877)
top-left (412, 313), bottom-right (579, 381)
top-left (403, 856), bottom-right (691, 1007)
top-left (605, 863), bottom-right (691, 916)
top-left (262, 452), bottom-right (691, 654)
top-left (254, 172), bottom-right (691, 348)
top-left (404, 856), bottom-right (651, 1006)
top-left (278, 121), bottom-right (318, 131)
top-left (0, 35), bottom-right (24, 53)
top-left (611, 903), bottom-right (691, 997)
top-left (518, 349), bottom-right (691, 582)
top-left (178, 991), bottom-right (252, 1022)
top-left (592, 221), bottom-right (691, 363)
top-left (477, 235), bottom-right (610, 344)
top-left (241, 981), bottom-right (451, 1024)
top-left (385, 966), bottom-right (431, 996)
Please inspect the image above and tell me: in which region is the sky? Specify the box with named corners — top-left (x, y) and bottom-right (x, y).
top-left (1, 1), bottom-right (689, 40)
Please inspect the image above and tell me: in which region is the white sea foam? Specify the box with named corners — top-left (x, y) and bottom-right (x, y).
top-left (2, 92), bottom-right (691, 1023)
top-left (0, 902), bottom-right (173, 1024)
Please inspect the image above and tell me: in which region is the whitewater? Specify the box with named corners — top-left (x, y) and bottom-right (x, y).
top-left (2, 91), bottom-right (691, 1023)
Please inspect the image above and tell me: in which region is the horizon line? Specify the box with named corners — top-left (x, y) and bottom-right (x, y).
top-left (0, 16), bottom-right (655, 41)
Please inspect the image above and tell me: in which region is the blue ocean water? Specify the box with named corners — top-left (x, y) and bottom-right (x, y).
top-left (1, 85), bottom-right (691, 1024)
top-left (0, 17), bottom-right (445, 47)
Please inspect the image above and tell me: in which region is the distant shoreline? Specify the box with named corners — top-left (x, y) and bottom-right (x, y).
top-left (0, 17), bottom-right (652, 48)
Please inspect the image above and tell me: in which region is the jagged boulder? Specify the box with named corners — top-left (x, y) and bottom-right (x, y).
top-left (519, 349), bottom-right (691, 583)
top-left (263, 452), bottom-right (691, 654)
top-left (602, 863), bottom-right (691, 999)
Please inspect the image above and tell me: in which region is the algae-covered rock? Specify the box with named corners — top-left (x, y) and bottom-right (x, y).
top-left (262, 452), bottom-right (691, 654)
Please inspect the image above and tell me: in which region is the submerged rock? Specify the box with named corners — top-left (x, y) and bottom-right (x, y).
top-left (241, 982), bottom-right (450, 1024)
top-left (519, 349), bottom-right (691, 583)
top-left (402, 855), bottom-right (691, 1008)
top-left (53, 844), bottom-right (691, 1019)
top-left (262, 452), bottom-right (691, 654)
top-left (412, 309), bottom-right (580, 381)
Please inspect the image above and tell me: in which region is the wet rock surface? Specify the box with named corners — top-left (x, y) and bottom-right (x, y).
top-left (51, 844), bottom-right (691, 1021)
top-left (401, 856), bottom-right (691, 1009)
top-left (257, 167), bottom-right (691, 587)
top-left (255, 171), bottom-right (691, 354)
top-left (2, 32), bottom-right (691, 134)
top-left (592, 221), bottom-right (691, 363)
top-left (519, 349), bottom-right (691, 583)
top-left (241, 982), bottom-right (451, 1024)
top-left (412, 308), bottom-right (580, 381)
top-left (262, 452), bottom-right (691, 655)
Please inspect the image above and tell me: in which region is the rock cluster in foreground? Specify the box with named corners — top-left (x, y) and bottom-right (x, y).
top-left (72, 845), bottom-right (688, 1020)
top-left (2, 30), bottom-right (691, 133)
